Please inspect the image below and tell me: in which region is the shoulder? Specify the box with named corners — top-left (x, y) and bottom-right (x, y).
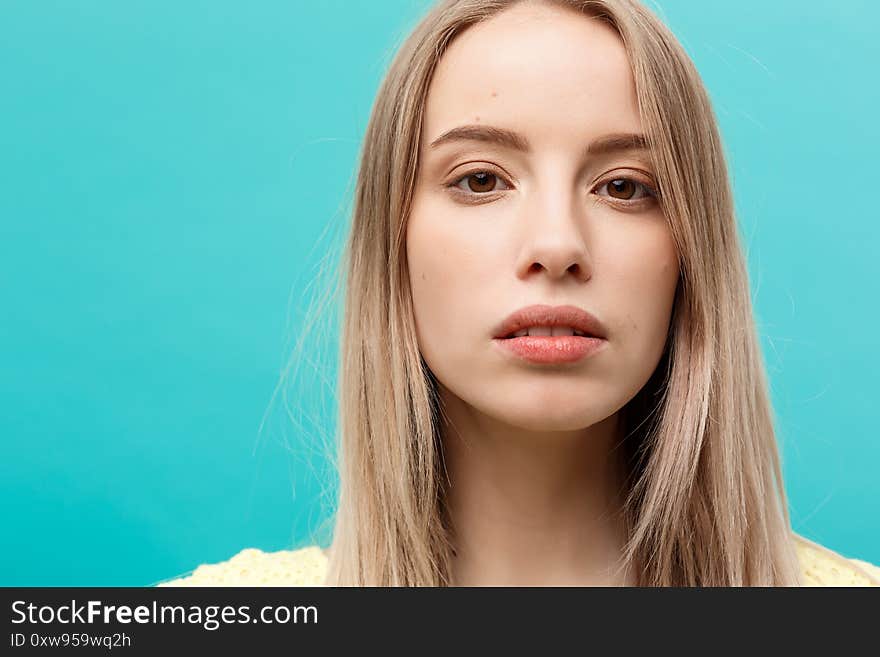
top-left (156, 545), bottom-right (328, 587)
top-left (793, 533), bottom-right (880, 586)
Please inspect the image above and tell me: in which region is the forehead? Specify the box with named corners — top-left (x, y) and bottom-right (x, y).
top-left (422, 3), bottom-right (641, 151)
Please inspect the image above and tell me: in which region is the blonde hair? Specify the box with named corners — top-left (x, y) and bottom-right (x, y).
top-left (303, 0), bottom-right (802, 585)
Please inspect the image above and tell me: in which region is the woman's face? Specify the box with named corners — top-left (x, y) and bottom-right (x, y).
top-left (406, 2), bottom-right (680, 432)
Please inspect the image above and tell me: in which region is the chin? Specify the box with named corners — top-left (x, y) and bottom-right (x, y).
top-left (491, 403), bottom-right (614, 433)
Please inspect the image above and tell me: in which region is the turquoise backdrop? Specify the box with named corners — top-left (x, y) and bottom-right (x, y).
top-left (2, 0), bottom-right (877, 585)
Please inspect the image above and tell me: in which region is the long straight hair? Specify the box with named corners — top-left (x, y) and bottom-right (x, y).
top-left (321, 0), bottom-right (803, 586)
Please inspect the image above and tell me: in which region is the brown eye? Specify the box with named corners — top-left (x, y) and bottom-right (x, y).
top-left (448, 169), bottom-right (511, 198)
top-left (596, 177), bottom-right (656, 203)
top-left (465, 171), bottom-right (499, 193)
top-left (447, 168), bottom-right (511, 203)
top-left (608, 179), bottom-right (635, 199)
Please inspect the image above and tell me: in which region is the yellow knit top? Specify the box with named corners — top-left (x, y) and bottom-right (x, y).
top-left (155, 533), bottom-right (879, 587)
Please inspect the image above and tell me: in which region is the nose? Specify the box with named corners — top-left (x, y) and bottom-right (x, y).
top-left (515, 178), bottom-right (592, 283)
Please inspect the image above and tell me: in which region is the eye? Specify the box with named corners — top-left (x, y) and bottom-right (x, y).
top-left (447, 169), bottom-right (658, 207)
top-left (593, 177), bottom-right (657, 204)
top-left (448, 169), bottom-right (511, 198)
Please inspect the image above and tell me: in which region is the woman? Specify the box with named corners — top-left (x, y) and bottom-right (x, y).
top-left (159, 0), bottom-right (879, 587)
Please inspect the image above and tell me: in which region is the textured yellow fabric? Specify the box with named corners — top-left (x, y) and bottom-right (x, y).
top-left (155, 534), bottom-right (879, 587)
top-left (157, 546), bottom-right (328, 587)
top-left (793, 534), bottom-right (880, 586)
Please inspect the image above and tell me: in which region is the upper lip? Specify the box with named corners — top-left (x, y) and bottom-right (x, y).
top-left (492, 304), bottom-right (607, 339)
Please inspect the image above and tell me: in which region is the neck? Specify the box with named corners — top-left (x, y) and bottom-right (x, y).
top-left (440, 388), bottom-right (633, 586)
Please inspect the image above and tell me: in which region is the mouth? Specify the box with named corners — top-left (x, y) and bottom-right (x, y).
top-left (498, 326), bottom-right (595, 339)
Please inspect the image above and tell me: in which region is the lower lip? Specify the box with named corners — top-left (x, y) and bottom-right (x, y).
top-left (493, 335), bottom-right (607, 364)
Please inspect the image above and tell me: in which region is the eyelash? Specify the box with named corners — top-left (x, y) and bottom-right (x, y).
top-left (446, 167), bottom-right (659, 208)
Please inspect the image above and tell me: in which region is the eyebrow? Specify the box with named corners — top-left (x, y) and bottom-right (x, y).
top-left (428, 124), bottom-right (651, 157)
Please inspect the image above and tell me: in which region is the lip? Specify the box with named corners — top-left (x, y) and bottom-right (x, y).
top-left (491, 304), bottom-right (608, 365)
top-left (493, 334), bottom-right (607, 364)
top-left (491, 304), bottom-right (608, 340)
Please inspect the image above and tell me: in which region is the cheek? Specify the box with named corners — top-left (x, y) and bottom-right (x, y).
top-left (604, 222), bottom-right (679, 353)
top-left (405, 202), bottom-right (495, 360)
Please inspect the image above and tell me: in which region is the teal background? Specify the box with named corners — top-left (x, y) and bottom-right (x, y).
top-left (1, 0), bottom-right (877, 585)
